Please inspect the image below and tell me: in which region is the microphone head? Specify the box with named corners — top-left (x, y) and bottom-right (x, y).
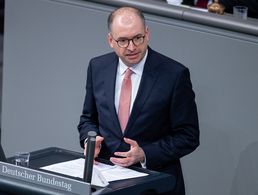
top-left (88, 131), bottom-right (97, 138)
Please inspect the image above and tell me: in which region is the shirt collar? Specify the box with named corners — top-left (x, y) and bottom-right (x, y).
top-left (118, 49), bottom-right (148, 76)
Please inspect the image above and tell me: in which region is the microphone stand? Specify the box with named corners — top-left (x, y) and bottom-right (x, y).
top-left (83, 131), bottom-right (97, 183)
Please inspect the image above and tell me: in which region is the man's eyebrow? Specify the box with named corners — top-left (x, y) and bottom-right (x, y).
top-left (117, 33), bottom-right (144, 40)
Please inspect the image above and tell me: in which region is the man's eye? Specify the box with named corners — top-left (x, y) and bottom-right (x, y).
top-left (119, 39), bottom-right (127, 43)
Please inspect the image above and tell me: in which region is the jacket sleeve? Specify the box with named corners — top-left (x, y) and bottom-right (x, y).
top-left (142, 68), bottom-right (200, 169)
top-left (77, 61), bottom-right (99, 148)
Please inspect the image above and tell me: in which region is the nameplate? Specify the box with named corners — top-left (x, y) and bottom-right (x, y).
top-left (0, 161), bottom-right (91, 195)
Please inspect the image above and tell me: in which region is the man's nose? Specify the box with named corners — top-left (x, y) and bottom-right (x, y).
top-left (127, 40), bottom-right (136, 50)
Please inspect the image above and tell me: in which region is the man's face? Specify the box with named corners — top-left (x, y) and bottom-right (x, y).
top-left (107, 13), bottom-right (150, 67)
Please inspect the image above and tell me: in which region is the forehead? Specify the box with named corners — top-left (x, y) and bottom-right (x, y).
top-left (111, 10), bottom-right (145, 37)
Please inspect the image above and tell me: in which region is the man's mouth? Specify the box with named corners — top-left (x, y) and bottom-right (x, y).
top-left (126, 52), bottom-right (139, 57)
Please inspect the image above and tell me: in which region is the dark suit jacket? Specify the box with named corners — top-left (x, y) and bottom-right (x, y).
top-left (78, 47), bottom-right (199, 194)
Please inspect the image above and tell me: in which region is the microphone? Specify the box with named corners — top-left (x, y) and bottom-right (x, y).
top-left (83, 131), bottom-right (97, 183)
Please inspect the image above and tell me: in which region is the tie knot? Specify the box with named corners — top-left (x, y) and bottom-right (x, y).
top-left (124, 68), bottom-right (133, 79)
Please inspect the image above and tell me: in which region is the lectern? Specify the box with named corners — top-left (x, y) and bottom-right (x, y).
top-left (1, 147), bottom-right (175, 195)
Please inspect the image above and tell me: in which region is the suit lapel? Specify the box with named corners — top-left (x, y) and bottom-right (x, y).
top-left (125, 49), bottom-right (160, 133)
top-left (103, 54), bottom-right (123, 137)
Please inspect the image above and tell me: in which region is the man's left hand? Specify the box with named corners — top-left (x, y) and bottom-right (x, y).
top-left (110, 137), bottom-right (145, 167)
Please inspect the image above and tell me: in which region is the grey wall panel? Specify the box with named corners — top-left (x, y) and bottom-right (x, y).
top-left (2, 0), bottom-right (112, 155)
top-left (2, 0), bottom-right (258, 195)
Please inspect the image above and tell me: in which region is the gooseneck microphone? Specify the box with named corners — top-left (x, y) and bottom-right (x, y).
top-left (83, 131), bottom-right (97, 183)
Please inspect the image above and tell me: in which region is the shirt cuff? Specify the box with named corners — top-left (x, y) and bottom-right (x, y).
top-left (140, 152), bottom-right (147, 169)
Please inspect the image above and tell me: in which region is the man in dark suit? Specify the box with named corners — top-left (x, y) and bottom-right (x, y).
top-left (78, 6), bottom-right (199, 195)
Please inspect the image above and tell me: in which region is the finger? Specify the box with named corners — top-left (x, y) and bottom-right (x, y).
top-left (85, 142), bottom-right (101, 158)
top-left (114, 151), bottom-right (130, 158)
top-left (124, 137), bottom-right (137, 147)
top-left (94, 136), bottom-right (103, 157)
top-left (94, 151), bottom-right (99, 158)
top-left (110, 157), bottom-right (130, 167)
top-left (94, 146), bottom-right (101, 158)
top-left (96, 136), bottom-right (104, 147)
top-left (94, 159), bottom-right (100, 165)
top-left (96, 136), bottom-right (104, 143)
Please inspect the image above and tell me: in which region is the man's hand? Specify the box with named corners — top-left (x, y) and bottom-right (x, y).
top-left (110, 137), bottom-right (145, 167)
top-left (84, 136), bottom-right (104, 163)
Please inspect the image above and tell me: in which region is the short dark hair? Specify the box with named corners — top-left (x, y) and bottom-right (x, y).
top-left (107, 7), bottom-right (146, 32)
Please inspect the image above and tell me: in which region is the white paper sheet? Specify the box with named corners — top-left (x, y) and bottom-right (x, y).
top-left (41, 158), bottom-right (148, 187)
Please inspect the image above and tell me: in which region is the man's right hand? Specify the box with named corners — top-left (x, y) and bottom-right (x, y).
top-left (84, 135), bottom-right (104, 162)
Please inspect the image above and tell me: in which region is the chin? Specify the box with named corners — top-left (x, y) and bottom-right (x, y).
top-left (127, 58), bottom-right (141, 65)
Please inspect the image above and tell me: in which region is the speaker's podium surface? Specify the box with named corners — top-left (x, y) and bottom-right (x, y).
top-left (1, 147), bottom-right (175, 195)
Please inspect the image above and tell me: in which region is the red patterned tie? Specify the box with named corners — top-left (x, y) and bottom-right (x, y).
top-left (118, 68), bottom-right (133, 132)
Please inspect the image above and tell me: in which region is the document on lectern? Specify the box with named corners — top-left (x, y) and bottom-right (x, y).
top-left (41, 158), bottom-right (148, 187)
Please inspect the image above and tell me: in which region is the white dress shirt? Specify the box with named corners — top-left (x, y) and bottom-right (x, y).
top-left (114, 50), bottom-right (148, 114)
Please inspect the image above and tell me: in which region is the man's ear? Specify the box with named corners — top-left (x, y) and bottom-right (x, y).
top-left (107, 33), bottom-right (114, 48)
top-left (145, 26), bottom-right (150, 42)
